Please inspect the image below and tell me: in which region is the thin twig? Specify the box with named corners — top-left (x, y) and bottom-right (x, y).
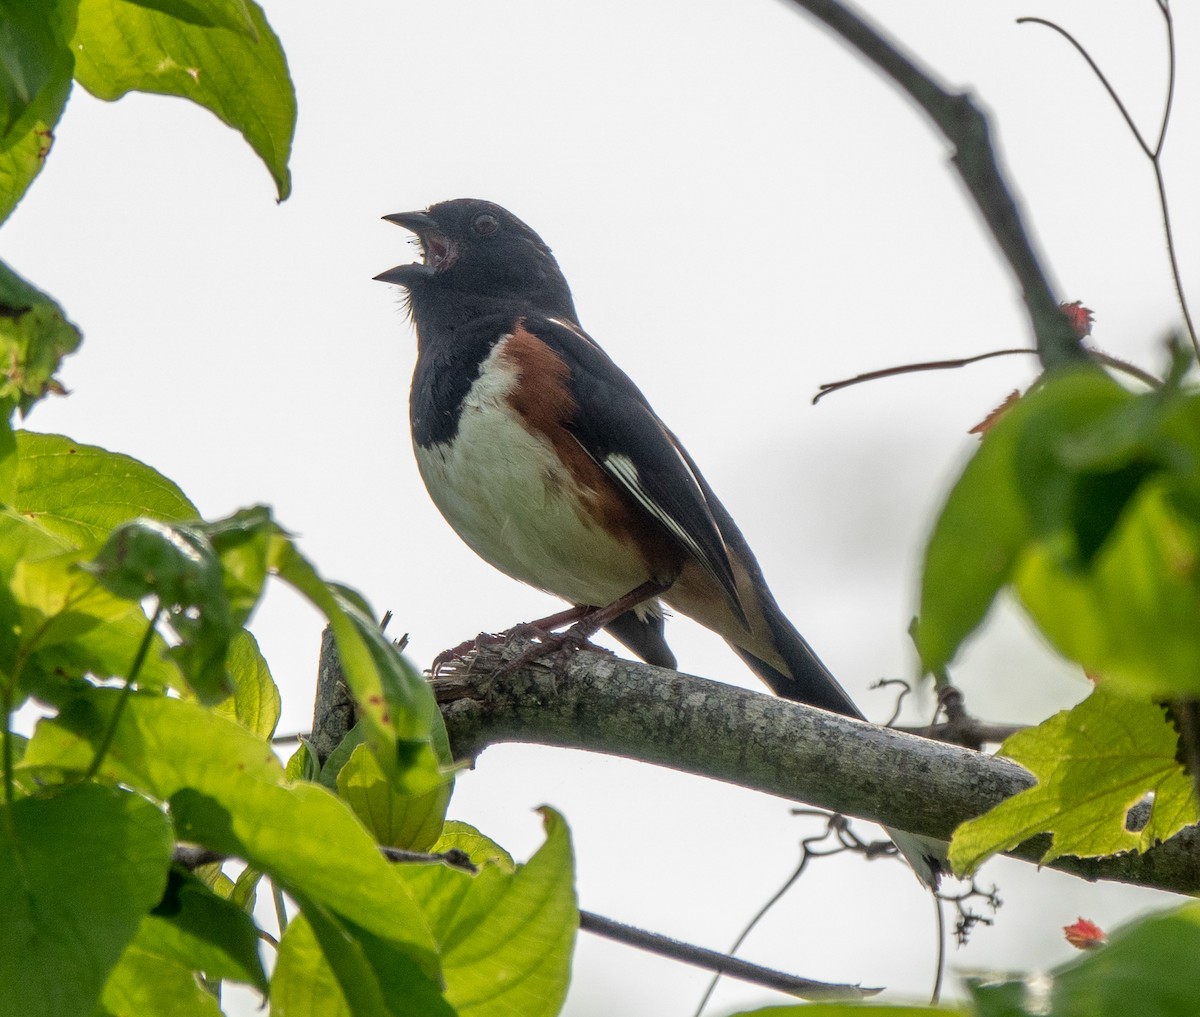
top-left (1088, 350), bottom-right (1162, 389)
top-left (380, 846), bottom-right (478, 873)
top-left (815, 345), bottom-right (1161, 406)
top-left (272, 880), bottom-right (289, 935)
top-left (781, 0), bottom-right (1083, 368)
top-left (873, 677), bottom-right (913, 729)
top-left (930, 893), bottom-right (946, 1005)
top-left (813, 348), bottom-right (1033, 403)
top-left (1018, 6), bottom-right (1197, 355)
top-left (82, 604), bottom-right (163, 783)
top-left (1154, 0), bottom-right (1175, 156)
top-left (692, 811), bottom-right (859, 1017)
top-left (1016, 17), bottom-right (1151, 157)
top-left (940, 879), bottom-right (1002, 946)
top-left (580, 908), bottom-right (878, 1002)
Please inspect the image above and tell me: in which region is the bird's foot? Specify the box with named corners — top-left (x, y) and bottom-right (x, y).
top-left (495, 622), bottom-right (614, 675)
top-left (431, 605), bottom-right (594, 675)
top-left (430, 631), bottom-right (508, 676)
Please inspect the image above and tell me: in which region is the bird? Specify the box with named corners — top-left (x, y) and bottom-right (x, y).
top-left (375, 197), bottom-right (943, 887)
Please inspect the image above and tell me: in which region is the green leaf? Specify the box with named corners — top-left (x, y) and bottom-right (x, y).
top-left (0, 506), bottom-right (72, 677)
top-left (949, 688), bottom-right (1197, 874)
top-left (272, 913), bottom-right (352, 1017)
top-left (8, 548), bottom-right (184, 698)
top-left (0, 399), bottom-right (14, 502)
top-left (0, 511), bottom-right (182, 696)
top-left (435, 821), bottom-right (515, 870)
top-left (723, 1007), bottom-right (966, 1016)
top-left (0, 0), bottom-right (70, 134)
top-left (14, 431), bottom-right (198, 546)
top-left (0, 114), bottom-right (58, 226)
top-left (1017, 482), bottom-right (1200, 699)
top-left (396, 808), bottom-right (577, 1017)
top-left (98, 940), bottom-right (225, 1017)
top-left (285, 739), bottom-right (319, 782)
top-left (12, 550), bottom-right (132, 656)
top-left (963, 903), bottom-right (1200, 1017)
top-left (122, 0), bottom-right (257, 37)
top-left (230, 864), bottom-right (262, 914)
top-left (202, 504), bottom-right (272, 628)
top-left (294, 896), bottom-right (457, 1017)
top-left (0, 782), bottom-right (173, 1017)
top-left (0, 261), bottom-right (81, 416)
top-left (71, 0), bottom-right (295, 200)
top-left (144, 866), bottom-right (268, 989)
top-left (1049, 902), bottom-right (1200, 1016)
top-left (338, 741), bottom-right (451, 850)
top-left (22, 690), bottom-right (443, 975)
top-left (212, 628), bottom-right (280, 739)
top-left (317, 721), bottom-right (367, 790)
top-left (918, 370), bottom-right (1132, 672)
top-left (272, 536), bottom-right (452, 798)
top-left (968, 979), bottom-right (1035, 1017)
top-left (85, 517), bottom-right (234, 702)
top-left (0, 1), bottom-right (74, 222)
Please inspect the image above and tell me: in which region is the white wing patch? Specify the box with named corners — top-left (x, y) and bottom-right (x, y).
top-left (602, 451), bottom-right (712, 566)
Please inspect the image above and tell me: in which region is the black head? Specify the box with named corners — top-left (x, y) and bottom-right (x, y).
top-left (375, 198), bottom-right (578, 324)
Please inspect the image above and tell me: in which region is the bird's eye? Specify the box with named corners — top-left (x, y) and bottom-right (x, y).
top-left (472, 212), bottom-right (500, 237)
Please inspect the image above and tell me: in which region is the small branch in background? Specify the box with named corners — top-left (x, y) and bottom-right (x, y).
top-left (690, 810), bottom-right (896, 1017)
top-left (380, 846), bottom-right (478, 873)
top-left (1088, 349), bottom-right (1163, 389)
top-left (781, 0), bottom-right (1084, 369)
top-left (174, 844), bottom-right (226, 869)
top-left (1167, 700), bottom-right (1200, 807)
top-left (894, 685), bottom-right (1026, 752)
top-left (873, 677), bottom-right (913, 729)
top-left (580, 908), bottom-right (877, 1003)
top-left (813, 348), bottom-right (1034, 404)
top-left (271, 731), bottom-right (305, 745)
top-left (815, 345), bottom-right (1159, 408)
top-left (899, 620), bottom-right (1025, 750)
top-left (1018, 5), bottom-right (1197, 354)
top-left (939, 877), bottom-right (1003, 946)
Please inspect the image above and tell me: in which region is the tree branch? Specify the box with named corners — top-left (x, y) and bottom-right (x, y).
top-left (434, 646), bottom-right (1200, 896)
top-left (578, 909), bottom-right (878, 1001)
top-left (311, 625), bottom-right (356, 765)
top-left (778, 0), bottom-right (1084, 370)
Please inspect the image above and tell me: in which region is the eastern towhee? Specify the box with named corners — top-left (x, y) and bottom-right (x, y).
top-left (376, 198), bottom-right (942, 887)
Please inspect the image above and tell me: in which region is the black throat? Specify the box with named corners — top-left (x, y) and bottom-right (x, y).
top-left (406, 284), bottom-right (552, 449)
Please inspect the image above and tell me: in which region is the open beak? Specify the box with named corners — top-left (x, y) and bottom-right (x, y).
top-left (374, 210), bottom-right (457, 285)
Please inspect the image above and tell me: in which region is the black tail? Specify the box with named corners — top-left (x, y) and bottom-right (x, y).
top-left (604, 609), bottom-right (677, 669)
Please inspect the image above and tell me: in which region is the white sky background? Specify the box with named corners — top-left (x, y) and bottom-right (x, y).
top-left (5, 0), bottom-right (1199, 1013)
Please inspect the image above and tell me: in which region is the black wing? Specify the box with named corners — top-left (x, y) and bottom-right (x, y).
top-left (526, 315), bottom-right (746, 625)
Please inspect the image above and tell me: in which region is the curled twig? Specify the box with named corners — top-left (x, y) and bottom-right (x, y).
top-left (1018, 5), bottom-right (1197, 354)
top-left (691, 810), bottom-right (903, 1017)
top-left (940, 878), bottom-right (1003, 946)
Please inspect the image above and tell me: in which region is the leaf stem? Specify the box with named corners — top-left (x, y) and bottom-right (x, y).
top-left (2, 688), bottom-right (14, 806)
top-left (82, 603), bottom-right (163, 783)
top-left (272, 880), bottom-right (290, 935)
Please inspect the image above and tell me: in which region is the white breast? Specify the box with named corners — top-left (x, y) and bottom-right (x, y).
top-left (414, 338), bottom-right (652, 608)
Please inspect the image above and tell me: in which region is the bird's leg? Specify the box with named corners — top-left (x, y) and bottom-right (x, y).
top-left (498, 579), bottom-right (672, 674)
top-left (430, 604), bottom-right (594, 675)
